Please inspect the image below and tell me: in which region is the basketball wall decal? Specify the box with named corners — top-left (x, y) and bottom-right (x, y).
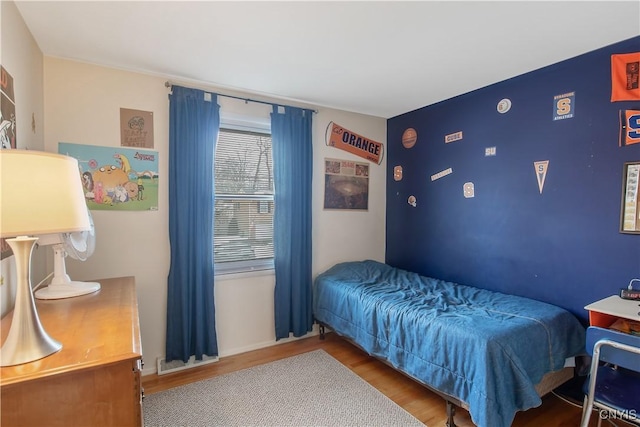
top-left (402, 128), bottom-right (417, 148)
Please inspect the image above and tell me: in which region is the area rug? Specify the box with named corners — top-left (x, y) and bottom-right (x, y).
top-left (143, 349), bottom-right (425, 426)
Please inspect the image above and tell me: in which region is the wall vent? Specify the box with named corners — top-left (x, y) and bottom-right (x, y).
top-left (156, 354), bottom-right (219, 375)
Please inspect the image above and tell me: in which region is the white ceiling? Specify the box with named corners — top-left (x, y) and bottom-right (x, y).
top-left (14, 1), bottom-right (640, 118)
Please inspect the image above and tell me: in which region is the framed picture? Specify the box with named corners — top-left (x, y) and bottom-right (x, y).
top-left (620, 161), bottom-right (640, 234)
top-left (323, 157), bottom-right (369, 211)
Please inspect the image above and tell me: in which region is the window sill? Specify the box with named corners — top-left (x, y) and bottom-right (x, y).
top-left (215, 267), bottom-right (275, 281)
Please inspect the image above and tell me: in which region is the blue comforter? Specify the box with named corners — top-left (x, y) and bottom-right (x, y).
top-left (313, 260), bottom-right (585, 427)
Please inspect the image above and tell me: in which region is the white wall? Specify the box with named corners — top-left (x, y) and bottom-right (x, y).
top-left (0, 0), bottom-right (46, 316)
top-left (43, 58), bottom-right (386, 375)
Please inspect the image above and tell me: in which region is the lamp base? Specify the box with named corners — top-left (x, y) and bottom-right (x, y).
top-left (1, 237), bottom-right (62, 367)
top-left (35, 281), bottom-right (100, 300)
top-left (1, 330), bottom-right (62, 367)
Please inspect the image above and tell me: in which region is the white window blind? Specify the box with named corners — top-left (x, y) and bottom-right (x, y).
top-left (214, 128), bottom-right (274, 273)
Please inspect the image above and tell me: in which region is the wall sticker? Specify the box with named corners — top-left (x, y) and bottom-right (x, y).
top-left (445, 131), bottom-right (463, 144)
top-left (534, 160), bottom-right (549, 194)
top-left (393, 165), bottom-right (403, 181)
top-left (402, 128), bottom-right (417, 149)
top-left (553, 92), bottom-right (575, 121)
top-left (431, 167), bottom-right (453, 181)
top-left (408, 195), bottom-right (417, 207)
top-left (497, 98), bottom-right (512, 114)
top-left (463, 182), bottom-right (475, 198)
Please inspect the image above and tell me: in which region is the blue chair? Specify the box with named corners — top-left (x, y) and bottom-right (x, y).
top-left (580, 326), bottom-right (640, 427)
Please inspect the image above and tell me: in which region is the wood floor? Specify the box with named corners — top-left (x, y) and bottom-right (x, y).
top-left (142, 332), bottom-right (602, 427)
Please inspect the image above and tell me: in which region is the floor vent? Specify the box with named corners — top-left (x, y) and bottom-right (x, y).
top-left (156, 354), bottom-right (219, 375)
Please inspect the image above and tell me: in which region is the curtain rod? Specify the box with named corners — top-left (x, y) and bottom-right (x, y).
top-left (164, 81), bottom-right (317, 114)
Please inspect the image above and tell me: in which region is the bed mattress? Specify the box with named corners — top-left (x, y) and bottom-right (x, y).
top-left (313, 260), bottom-right (586, 427)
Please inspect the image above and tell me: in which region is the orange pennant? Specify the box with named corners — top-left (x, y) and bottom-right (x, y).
top-left (326, 122), bottom-right (383, 164)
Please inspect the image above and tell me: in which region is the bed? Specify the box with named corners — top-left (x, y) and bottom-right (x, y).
top-left (312, 260), bottom-right (586, 427)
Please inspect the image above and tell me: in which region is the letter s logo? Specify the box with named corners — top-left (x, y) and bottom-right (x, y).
top-left (556, 98), bottom-right (571, 116)
top-left (628, 113), bottom-right (640, 139)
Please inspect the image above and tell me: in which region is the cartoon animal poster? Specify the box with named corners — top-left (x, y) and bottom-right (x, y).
top-left (59, 142), bottom-right (159, 211)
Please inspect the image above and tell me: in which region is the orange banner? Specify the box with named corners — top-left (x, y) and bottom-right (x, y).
top-left (611, 52), bottom-right (640, 101)
top-left (326, 121), bottom-right (383, 164)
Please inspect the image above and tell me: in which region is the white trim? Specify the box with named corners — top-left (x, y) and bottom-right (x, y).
top-left (215, 263), bottom-right (274, 279)
top-left (156, 354), bottom-right (219, 376)
top-left (219, 111), bottom-right (270, 133)
top-left (142, 326), bottom-right (320, 377)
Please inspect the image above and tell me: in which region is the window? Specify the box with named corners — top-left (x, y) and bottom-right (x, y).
top-left (214, 127), bottom-right (274, 274)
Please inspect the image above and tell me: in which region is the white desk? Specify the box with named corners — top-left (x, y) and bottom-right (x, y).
top-left (584, 295), bottom-right (640, 327)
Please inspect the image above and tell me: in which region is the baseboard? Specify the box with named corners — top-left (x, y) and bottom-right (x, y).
top-left (218, 327), bottom-right (320, 358)
top-left (156, 354), bottom-right (219, 375)
top-left (142, 326), bottom-right (320, 376)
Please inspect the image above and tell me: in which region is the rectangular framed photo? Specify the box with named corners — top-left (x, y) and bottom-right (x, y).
top-left (323, 157), bottom-right (369, 211)
top-left (620, 161), bottom-right (640, 234)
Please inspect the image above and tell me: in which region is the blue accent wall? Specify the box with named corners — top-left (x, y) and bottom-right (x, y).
top-left (386, 37), bottom-right (640, 323)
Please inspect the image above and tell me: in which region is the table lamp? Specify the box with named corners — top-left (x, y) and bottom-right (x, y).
top-left (0, 150), bottom-right (91, 366)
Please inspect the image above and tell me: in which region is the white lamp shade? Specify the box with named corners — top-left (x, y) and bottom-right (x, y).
top-left (1, 150), bottom-right (90, 237)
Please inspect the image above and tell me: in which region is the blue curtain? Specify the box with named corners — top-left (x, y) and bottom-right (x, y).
top-left (166, 86), bottom-right (219, 362)
top-left (271, 106), bottom-right (314, 340)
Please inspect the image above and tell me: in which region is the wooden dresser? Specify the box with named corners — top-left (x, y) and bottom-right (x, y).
top-left (0, 276), bottom-right (143, 427)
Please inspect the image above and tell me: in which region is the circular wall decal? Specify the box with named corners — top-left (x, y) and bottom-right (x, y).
top-left (497, 98), bottom-right (512, 114)
top-left (402, 128), bottom-right (417, 148)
